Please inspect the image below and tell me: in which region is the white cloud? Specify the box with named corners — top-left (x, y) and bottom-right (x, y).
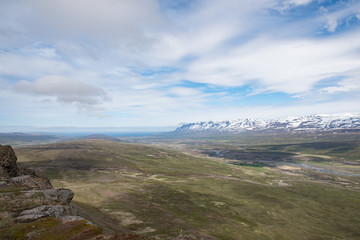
top-left (322, 84), bottom-right (354, 94)
top-left (286, 0), bottom-right (313, 6)
top-left (15, 75), bottom-right (108, 107)
top-left (35, 48), bottom-right (58, 58)
top-left (276, 0), bottom-right (313, 12)
top-left (324, 19), bottom-right (338, 32)
top-left (150, 24), bottom-right (236, 64)
top-left (320, 70), bottom-right (360, 94)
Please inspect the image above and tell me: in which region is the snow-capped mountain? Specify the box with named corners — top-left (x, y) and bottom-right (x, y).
top-left (175, 113), bottom-right (360, 132)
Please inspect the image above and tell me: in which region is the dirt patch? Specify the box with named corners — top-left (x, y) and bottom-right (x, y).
top-left (272, 180), bottom-right (291, 186)
top-left (135, 226), bottom-right (156, 234)
top-left (277, 165), bottom-right (301, 171)
top-left (213, 201), bottom-right (226, 207)
top-left (99, 190), bottom-right (120, 199)
top-left (108, 211), bottom-right (143, 226)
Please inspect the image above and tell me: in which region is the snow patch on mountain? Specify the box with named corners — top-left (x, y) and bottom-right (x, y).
top-left (176, 113), bottom-right (360, 132)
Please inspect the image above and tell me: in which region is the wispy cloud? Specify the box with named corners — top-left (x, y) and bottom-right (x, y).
top-left (276, 0), bottom-right (314, 12)
top-left (183, 31), bottom-right (360, 93)
top-left (319, 1), bottom-right (360, 33)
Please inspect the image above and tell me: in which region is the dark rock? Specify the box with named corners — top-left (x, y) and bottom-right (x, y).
top-left (18, 167), bottom-right (37, 176)
top-left (0, 145), bottom-right (18, 178)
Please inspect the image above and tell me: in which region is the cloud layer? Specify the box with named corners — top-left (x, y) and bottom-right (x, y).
top-left (1, 0), bottom-right (360, 128)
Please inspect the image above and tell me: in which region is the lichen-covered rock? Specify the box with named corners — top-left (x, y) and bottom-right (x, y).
top-left (43, 188), bottom-right (74, 204)
top-left (10, 174), bottom-right (52, 189)
top-left (16, 205), bottom-right (78, 222)
top-left (0, 145), bottom-right (18, 178)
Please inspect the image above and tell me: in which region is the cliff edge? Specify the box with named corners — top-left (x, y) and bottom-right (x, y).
top-left (0, 145), bottom-right (146, 240)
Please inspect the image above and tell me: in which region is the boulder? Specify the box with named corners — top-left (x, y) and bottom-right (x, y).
top-left (43, 188), bottom-right (74, 204)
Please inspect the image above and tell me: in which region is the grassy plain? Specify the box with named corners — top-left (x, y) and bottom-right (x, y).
top-left (16, 138), bottom-right (360, 240)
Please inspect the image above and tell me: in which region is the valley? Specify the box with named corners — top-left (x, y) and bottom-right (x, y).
top-left (14, 133), bottom-right (360, 240)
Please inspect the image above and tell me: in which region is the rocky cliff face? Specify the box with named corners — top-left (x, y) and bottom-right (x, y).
top-left (0, 145), bottom-right (146, 240)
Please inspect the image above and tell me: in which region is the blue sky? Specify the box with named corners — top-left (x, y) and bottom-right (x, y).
top-left (1, 0), bottom-right (360, 130)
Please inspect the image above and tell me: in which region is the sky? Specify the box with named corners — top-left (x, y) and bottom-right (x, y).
top-left (1, 0), bottom-right (360, 131)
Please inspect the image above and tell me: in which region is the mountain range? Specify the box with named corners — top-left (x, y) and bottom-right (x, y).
top-left (176, 113), bottom-right (360, 132)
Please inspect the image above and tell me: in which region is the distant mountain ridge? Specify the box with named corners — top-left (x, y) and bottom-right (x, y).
top-left (80, 134), bottom-right (123, 142)
top-left (176, 113), bottom-right (360, 132)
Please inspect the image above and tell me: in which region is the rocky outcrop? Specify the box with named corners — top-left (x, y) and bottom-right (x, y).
top-left (0, 145), bottom-right (147, 240)
top-left (17, 205), bottom-right (78, 222)
top-left (0, 145), bottom-right (18, 177)
top-left (0, 144), bottom-right (79, 224)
